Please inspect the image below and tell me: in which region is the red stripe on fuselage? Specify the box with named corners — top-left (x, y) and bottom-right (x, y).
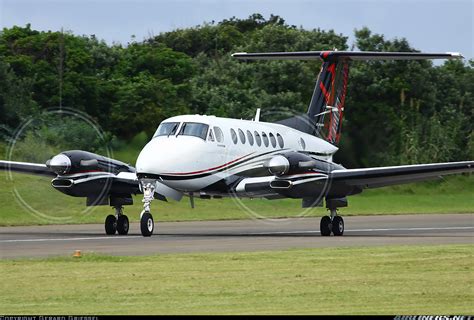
top-left (161, 153), bottom-right (254, 176)
top-left (64, 170), bottom-right (105, 175)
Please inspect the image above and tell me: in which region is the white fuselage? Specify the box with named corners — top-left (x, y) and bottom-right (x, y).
top-left (136, 114), bottom-right (338, 193)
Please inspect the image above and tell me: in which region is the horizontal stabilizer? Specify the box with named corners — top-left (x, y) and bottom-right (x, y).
top-left (232, 51), bottom-right (463, 61)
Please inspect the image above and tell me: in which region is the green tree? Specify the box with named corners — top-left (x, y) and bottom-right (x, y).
top-left (1, 20), bottom-right (471, 167)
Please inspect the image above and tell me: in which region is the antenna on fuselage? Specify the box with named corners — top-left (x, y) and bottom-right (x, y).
top-left (254, 108), bottom-right (261, 122)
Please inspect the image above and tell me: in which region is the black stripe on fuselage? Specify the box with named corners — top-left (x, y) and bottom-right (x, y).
top-left (141, 149), bottom-right (289, 181)
top-left (304, 151), bottom-right (334, 157)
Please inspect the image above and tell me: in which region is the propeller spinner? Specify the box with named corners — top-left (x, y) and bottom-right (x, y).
top-left (46, 154), bottom-right (71, 174)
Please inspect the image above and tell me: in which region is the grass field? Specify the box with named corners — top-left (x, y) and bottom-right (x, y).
top-left (0, 244), bottom-right (472, 314)
top-left (1, 141), bottom-right (473, 315)
top-left (0, 172), bottom-right (473, 226)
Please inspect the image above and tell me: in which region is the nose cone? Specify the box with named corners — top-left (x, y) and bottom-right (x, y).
top-left (136, 141), bottom-right (156, 174)
top-left (47, 154), bottom-right (71, 174)
top-left (136, 138), bottom-right (201, 175)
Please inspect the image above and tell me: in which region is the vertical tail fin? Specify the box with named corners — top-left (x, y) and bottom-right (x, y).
top-left (308, 57), bottom-right (350, 144)
top-left (232, 51), bottom-right (462, 145)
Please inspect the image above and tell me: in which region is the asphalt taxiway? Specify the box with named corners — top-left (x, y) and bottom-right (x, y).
top-left (0, 213), bottom-right (472, 258)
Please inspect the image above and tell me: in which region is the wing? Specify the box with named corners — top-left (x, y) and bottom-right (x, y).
top-left (331, 161), bottom-right (474, 189)
top-left (0, 160), bottom-right (56, 177)
top-left (0, 158), bottom-right (183, 202)
top-left (263, 161), bottom-right (473, 199)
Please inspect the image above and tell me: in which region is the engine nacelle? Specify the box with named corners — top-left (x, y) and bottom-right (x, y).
top-left (264, 152), bottom-right (331, 176)
top-left (47, 150), bottom-right (134, 175)
top-left (48, 150), bottom-right (138, 206)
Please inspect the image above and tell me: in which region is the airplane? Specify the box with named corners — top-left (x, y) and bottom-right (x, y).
top-left (1, 50), bottom-right (473, 237)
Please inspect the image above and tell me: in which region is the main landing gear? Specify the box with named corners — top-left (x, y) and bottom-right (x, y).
top-left (103, 181), bottom-right (156, 237)
top-left (105, 205), bottom-right (130, 235)
top-left (320, 208), bottom-right (344, 236)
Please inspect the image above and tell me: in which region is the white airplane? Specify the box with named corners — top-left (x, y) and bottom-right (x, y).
top-left (1, 51), bottom-right (472, 237)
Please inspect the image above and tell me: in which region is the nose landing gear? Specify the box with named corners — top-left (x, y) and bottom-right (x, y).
top-left (140, 180), bottom-right (156, 237)
top-left (140, 211), bottom-right (154, 237)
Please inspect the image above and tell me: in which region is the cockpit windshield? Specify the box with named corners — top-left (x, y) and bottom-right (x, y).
top-left (178, 122), bottom-right (209, 140)
top-left (153, 122), bottom-right (180, 138)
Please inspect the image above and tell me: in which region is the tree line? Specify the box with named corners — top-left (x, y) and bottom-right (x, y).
top-left (0, 14), bottom-right (472, 167)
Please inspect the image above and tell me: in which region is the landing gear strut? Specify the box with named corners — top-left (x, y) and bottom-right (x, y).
top-left (104, 206), bottom-right (129, 235)
top-left (140, 181), bottom-right (156, 237)
top-left (320, 208), bottom-right (344, 236)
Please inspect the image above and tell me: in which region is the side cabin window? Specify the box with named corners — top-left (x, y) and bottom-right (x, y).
top-left (254, 131), bottom-right (261, 146)
top-left (178, 122), bottom-right (209, 140)
top-left (231, 129), bottom-right (238, 144)
top-left (277, 133), bottom-right (284, 148)
top-left (246, 130), bottom-right (254, 146)
top-left (214, 126), bottom-right (224, 143)
top-left (262, 132), bottom-right (269, 147)
top-left (269, 133), bottom-right (277, 148)
top-left (153, 122), bottom-right (180, 138)
top-left (299, 137), bottom-right (306, 150)
top-left (238, 129), bottom-right (246, 144)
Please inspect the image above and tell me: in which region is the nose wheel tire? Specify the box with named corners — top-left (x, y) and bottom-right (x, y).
top-left (141, 212), bottom-right (154, 237)
top-left (105, 215), bottom-right (117, 235)
top-left (320, 216), bottom-right (332, 236)
top-left (116, 215), bottom-right (129, 235)
top-left (332, 216), bottom-right (344, 236)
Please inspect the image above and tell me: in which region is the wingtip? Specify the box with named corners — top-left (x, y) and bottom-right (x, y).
top-left (446, 52), bottom-right (464, 59)
top-left (231, 52), bottom-right (247, 58)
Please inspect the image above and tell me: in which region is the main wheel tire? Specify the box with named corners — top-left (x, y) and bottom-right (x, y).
top-left (332, 216), bottom-right (344, 236)
top-left (116, 215), bottom-right (129, 235)
top-left (320, 216), bottom-right (332, 236)
top-left (140, 212), bottom-right (154, 237)
top-left (105, 215), bottom-right (117, 235)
